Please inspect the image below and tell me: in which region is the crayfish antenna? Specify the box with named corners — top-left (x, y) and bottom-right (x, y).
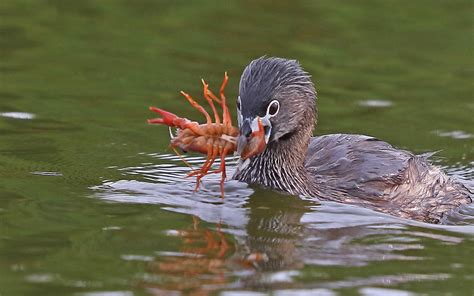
top-left (171, 146), bottom-right (194, 170)
top-left (168, 126), bottom-right (175, 139)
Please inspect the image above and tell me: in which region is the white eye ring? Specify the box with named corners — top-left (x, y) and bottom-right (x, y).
top-left (266, 100), bottom-right (280, 117)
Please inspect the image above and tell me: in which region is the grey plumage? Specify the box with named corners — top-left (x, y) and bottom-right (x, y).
top-left (233, 57), bottom-right (472, 223)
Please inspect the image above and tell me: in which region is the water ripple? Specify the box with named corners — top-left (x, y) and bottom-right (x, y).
top-left (91, 152), bottom-right (473, 294)
top-left (0, 111), bottom-right (35, 120)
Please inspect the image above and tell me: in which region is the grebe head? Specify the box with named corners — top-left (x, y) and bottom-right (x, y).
top-left (236, 57), bottom-right (317, 159)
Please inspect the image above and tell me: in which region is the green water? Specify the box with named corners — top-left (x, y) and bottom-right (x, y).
top-left (1, 1), bottom-right (473, 295)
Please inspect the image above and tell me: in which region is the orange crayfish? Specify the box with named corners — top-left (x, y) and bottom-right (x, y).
top-left (148, 73), bottom-right (265, 197)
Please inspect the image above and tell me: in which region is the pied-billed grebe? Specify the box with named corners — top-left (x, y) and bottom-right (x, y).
top-left (233, 57), bottom-right (472, 223)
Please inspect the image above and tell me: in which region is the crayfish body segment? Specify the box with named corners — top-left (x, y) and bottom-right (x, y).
top-left (171, 123), bottom-right (239, 155)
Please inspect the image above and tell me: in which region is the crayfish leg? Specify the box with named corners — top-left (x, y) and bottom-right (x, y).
top-left (220, 72), bottom-right (229, 98)
top-left (202, 79), bottom-right (220, 124)
top-left (188, 142), bottom-right (213, 178)
top-left (180, 90), bottom-right (212, 124)
top-left (208, 144), bottom-right (231, 198)
top-left (220, 72), bottom-right (232, 127)
top-left (207, 73), bottom-right (232, 127)
top-left (187, 123), bottom-right (207, 137)
top-left (193, 144), bottom-right (219, 192)
top-left (218, 146), bottom-right (230, 198)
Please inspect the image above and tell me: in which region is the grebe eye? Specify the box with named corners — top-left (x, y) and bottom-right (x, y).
top-left (267, 100), bottom-right (280, 117)
top-left (237, 96), bottom-right (241, 111)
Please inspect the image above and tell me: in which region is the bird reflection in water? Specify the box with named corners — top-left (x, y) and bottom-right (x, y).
top-left (138, 194), bottom-right (313, 295)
